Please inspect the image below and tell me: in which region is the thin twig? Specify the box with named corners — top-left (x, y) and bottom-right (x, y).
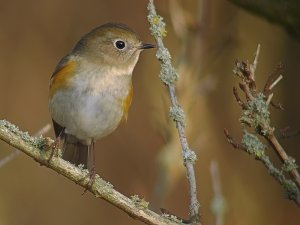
top-left (210, 160), bottom-right (225, 225)
top-left (263, 63), bottom-right (284, 96)
top-left (266, 133), bottom-right (300, 188)
top-left (269, 75), bottom-right (283, 90)
top-left (270, 101), bottom-right (284, 110)
top-left (250, 43), bottom-right (260, 75)
top-left (147, 1), bottom-right (200, 223)
top-left (0, 150), bottom-right (20, 168)
top-left (0, 120), bottom-right (182, 225)
top-left (233, 86), bottom-right (246, 109)
top-left (228, 45), bottom-right (300, 206)
top-left (248, 63), bottom-right (300, 189)
top-left (224, 129), bottom-right (300, 206)
top-left (280, 127), bottom-right (300, 138)
top-left (266, 93), bottom-right (273, 105)
top-left (237, 53), bottom-right (300, 189)
top-left (224, 129), bottom-right (246, 151)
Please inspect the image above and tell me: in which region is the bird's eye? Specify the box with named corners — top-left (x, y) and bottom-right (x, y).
top-left (114, 40), bottom-right (126, 50)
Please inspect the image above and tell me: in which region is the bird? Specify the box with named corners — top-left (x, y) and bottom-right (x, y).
top-left (48, 23), bottom-right (154, 178)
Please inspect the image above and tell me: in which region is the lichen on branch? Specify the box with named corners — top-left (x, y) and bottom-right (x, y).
top-left (147, 0), bottom-right (200, 223)
top-left (225, 45), bottom-right (300, 207)
top-left (0, 119), bottom-right (184, 225)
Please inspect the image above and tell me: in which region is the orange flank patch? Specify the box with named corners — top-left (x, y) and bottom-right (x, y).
top-left (121, 82), bottom-right (133, 121)
top-left (49, 60), bottom-right (77, 98)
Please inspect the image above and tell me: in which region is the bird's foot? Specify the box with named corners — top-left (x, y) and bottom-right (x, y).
top-left (82, 168), bottom-right (96, 195)
top-left (47, 138), bottom-right (60, 164)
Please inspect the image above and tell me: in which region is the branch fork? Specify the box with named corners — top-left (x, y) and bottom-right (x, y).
top-left (225, 45), bottom-right (300, 206)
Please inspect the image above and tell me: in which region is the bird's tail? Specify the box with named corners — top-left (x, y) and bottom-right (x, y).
top-left (62, 134), bottom-right (91, 169)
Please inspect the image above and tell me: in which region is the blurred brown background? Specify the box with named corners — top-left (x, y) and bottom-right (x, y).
top-left (0, 0), bottom-right (299, 225)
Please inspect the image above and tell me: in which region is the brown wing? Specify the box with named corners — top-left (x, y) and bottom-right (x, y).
top-left (50, 55), bottom-right (76, 138)
top-left (49, 55), bottom-right (77, 98)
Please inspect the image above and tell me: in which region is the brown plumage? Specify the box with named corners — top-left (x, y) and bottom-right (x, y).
top-left (49, 23), bottom-right (154, 174)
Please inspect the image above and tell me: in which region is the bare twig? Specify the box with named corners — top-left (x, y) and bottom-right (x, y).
top-left (280, 127), bottom-right (300, 138)
top-left (0, 120), bottom-right (183, 225)
top-left (224, 129), bottom-right (246, 150)
top-left (147, 1), bottom-right (200, 223)
top-left (0, 150), bottom-right (20, 168)
top-left (263, 63), bottom-right (284, 96)
top-left (270, 100), bottom-right (284, 110)
top-left (250, 43), bottom-right (260, 75)
top-left (269, 75), bottom-right (283, 90)
top-left (233, 87), bottom-right (246, 109)
top-left (210, 160), bottom-right (226, 225)
top-left (0, 123), bottom-right (51, 168)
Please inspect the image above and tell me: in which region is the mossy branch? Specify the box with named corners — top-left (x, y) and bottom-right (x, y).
top-left (147, 1), bottom-right (200, 224)
top-left (0, 120), bottom-right (184, 225)
top-left (225, 45), bottom-right (300, 207)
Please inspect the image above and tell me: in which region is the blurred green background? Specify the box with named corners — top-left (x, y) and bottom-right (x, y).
top-left (0, 0), bottom-right (299, 225)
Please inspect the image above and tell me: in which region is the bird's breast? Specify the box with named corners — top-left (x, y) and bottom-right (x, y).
top-left (49, 64), bottom-right (133, 141)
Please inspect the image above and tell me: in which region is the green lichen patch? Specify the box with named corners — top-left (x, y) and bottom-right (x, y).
top-left (156, 47), bottom-right (171, 62)
top-left (147, 2), bottom-right (167, 39)
top-left (169, 105), bottom-right (186, 127)
top-left (260, 154), bottom-right (300, 202)
top-left (130, 195), bottom-right (149, 209)
top-left (159, 61), bottom-right (179, 85)
top-left (155, 47), bottom-right (178, 85)
top-left (282, 157), bottom-right (298, 172)
top-left (162, 213), bottom-right (183, 223)
top-left (283, 179), bottom-right (300, 200)
top-left (233, 61), bottom-right (247, 79)
top-left (184, 148), bottom-right (197, 164)
top-left (240, 93), bottom-right (271, 134)
top-left (241, 130), bottom-right (265, 159)
top-left (0, 119), bottom-right (46, 150)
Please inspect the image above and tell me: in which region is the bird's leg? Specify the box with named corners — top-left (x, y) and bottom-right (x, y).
top-left (48, 128), bottom-right (65, 163)
top-left (82, 139), bottom-right (96, 193)
top-left (88, 138), bottom-right (96, 184)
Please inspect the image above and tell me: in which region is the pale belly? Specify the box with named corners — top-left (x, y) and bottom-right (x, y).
top-left (49, 88), bottom-right (124, 143)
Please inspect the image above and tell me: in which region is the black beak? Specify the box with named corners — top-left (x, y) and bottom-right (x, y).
top-left (139, 43), bottom-right (155, 49)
